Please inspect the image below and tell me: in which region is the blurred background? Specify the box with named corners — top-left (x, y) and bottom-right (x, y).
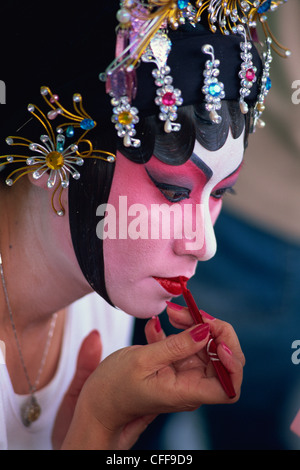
top-left (133, 0), bottom-right (300, 450)
top-left (0, 0), bottom-right (299, 450)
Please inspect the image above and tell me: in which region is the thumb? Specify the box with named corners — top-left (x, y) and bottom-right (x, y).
top-left (69, 330), bottom-right (102, 398)
top-left (147, 323), bottom-right (210, 369)
top-left (52, 330), bottom-right (102, 449)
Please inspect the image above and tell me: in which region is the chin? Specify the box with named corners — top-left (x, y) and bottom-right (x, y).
top-left (114, 296), bottom-right (167, 319)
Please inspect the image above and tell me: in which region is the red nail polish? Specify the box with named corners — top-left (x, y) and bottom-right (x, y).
top-left (221, 341), bottom-right (232, 355)
top-left (166, 301), bottom-right (184, 311)
top-left (200, 309), bottom-right (215, 321)
top-left (152, 316), bottom-right (162, 333)
top-left (190, 324), bottom-right (210, 342)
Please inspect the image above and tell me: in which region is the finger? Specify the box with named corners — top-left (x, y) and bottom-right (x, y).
top-left (208, 320), bottom-right (245, 365)
top-left (166, 302), bottom-right (194, 329)
top-left (169, 339), bottom-right (244, 406)
top-left (211, 342), bottom-right (244, 402)
top-left (217, 341), bottom-right (244, 381)
top-left (144, 316), bottom-right (166, 344)
top-left (144, 323), bottom-right (210, 370)
top-left (118, 414), bottom-right (158, 450)
top-left (167, 305), bottom-right (245, 366)
top-left (52, 330), bottom-right (102, 449)
top-left (69, 330), bottom-right (102, 398)
top-left (166, 302), bottom-right (216, 330)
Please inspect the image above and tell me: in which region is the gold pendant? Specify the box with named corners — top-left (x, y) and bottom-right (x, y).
top-left (21, 395), bottom-right (41, 427)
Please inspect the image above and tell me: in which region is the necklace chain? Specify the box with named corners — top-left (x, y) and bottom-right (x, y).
top-left (0, 252), bottom-right (57, 426)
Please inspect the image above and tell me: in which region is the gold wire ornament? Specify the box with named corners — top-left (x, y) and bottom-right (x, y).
top-left (0, 86), bottom-right (115, 216)
top-left (105, 1), bottom-right (290, 74)
top-left (101, 1), bottom-right (290, 145)
top-left (195, 0), bottom-right (291, 57)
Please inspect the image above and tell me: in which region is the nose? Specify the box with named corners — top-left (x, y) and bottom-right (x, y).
top-left (172, 199), bottom-right (217, 261)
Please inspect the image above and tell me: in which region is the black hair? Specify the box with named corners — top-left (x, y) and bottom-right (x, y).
top-left (69, 100), bottom-right (249, 305)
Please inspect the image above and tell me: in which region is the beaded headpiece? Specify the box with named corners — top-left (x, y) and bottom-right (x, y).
top-left (0, 87), bottom-right (115, 216)
top-left (100, 0), bottom-right (289, 147)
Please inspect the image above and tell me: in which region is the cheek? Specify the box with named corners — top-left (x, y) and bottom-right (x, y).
top-left (102, 155), bottom-right (173, 316)
top-left (209, 197), bottom-right (223, 225)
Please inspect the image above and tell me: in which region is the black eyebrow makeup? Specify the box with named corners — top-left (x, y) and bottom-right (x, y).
top-left (190, 152), bottom-right (213, 181)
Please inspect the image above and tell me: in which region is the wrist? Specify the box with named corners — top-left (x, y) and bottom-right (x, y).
top-left (60, 398), bottom-right (120, 450)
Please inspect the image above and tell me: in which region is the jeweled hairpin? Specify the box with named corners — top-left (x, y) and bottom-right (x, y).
top-left (142, 30), bottom-right (183, 133)
top-left (252, 36), bottom-right (273, 130)
top-left (201, 44), bottom-right (225, 124)
top-left (0, 86), bottom-right (115, 216)
top-left (238, 25), bottom-right (257, 114)
top-left (195, 0), bottom-right (291, 57)
top-left (111, 95), bottom-right (140, 148)
top-left (101, 1), bottom-right (289, 142)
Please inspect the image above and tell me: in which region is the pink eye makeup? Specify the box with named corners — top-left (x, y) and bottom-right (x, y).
top-left (210, 162), bottom-right (243, 200)
top-left (145, 168), bottom-right (191, 203)
top-left (210, 186), bottom-right (236, 200)
top-left (104, 133), bottom-right (244, 318)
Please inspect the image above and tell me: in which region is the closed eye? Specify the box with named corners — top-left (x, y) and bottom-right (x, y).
top-left (157, 184), bottom-right (191, 202)
top-left (146, 169), bottom-right (191, 203)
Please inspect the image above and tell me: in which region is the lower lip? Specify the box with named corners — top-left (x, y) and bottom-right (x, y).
top-left (153, 276), bottom-right (188, 295)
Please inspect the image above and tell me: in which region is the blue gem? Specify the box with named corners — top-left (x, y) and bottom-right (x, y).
top-left (80, 119), bottom-right (95, 130)
top-left (66, 126), bottom-right (75, 137)
top-left (265, 77), bottom-right (272, 91)
top-left (177, 0), bottom-right (189, 9)
top-left (258, 0), bottom-right (271, 14)
top-left (56, 134), bottom-right (65, 152)
top-left (208, 83), bottom-right (222, 97)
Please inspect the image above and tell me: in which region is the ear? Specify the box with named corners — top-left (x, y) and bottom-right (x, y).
top-left (27, 170), bottom-right (50, 190)
top-left (27, 170), bottom-right (69, 217)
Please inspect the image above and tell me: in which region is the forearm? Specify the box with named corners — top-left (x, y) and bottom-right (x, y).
top-left (60, 401), bottom-right (120, 450)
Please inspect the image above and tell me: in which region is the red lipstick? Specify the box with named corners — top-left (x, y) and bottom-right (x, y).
top-left (179, 276), bottom-right (236, 399)
top-left (153, 276), bottom-right (188, 296)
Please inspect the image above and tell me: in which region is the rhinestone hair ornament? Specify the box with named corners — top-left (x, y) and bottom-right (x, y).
top-left (0, 87), bottom-right (115, 216)
top-left (100, 0), bottom-right (290, 147)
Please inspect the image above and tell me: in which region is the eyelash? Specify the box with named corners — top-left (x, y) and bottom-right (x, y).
top-left (158, 185), bottom-right (236, 203)
top-left (156, 183), bottom-right (191, 203)
top-left (146, 169), bottom-right (236, 203)
top-left (210, 187), bottom-right (236, 199)
top-left (146, 169), bottom-right (191, 203)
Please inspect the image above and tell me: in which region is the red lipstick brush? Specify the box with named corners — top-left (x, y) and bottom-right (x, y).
top-left (179, 277), bottom-right (236, 399)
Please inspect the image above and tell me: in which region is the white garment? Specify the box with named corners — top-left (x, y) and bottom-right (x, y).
top-left (0, 293), bottom-right (134, 450)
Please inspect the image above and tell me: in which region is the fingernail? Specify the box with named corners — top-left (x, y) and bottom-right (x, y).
top-left (221, 341), bottom-right (232, 355)
top-left (152, 315), bottom-right (162, 333)
top-left (166, 301), bottom-right (184, 311)
top-left (200, 309), bottom-right (215, 321)
top-left (190, 324), bottom-right (210, 342)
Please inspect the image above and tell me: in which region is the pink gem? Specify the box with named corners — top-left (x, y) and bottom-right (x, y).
top-left (245, 68), bottom-right (256, 81)
top-left (50, 94), bottom-right (59, 103)
top-left (47, 109), bottom-right (59, 120)
top-left (162, 92), bottom-right (176, 106)
top-left (116, 28), bottom-right (129, 58)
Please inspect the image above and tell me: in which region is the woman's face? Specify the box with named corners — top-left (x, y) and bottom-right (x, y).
top-left (103, 131), bottom-right (244, 318)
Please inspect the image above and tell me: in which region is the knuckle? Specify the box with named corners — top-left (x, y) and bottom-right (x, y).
top-left (240, 351), bottom-right (246, 367)
top-left (164, 334), bottom-right (188, 360)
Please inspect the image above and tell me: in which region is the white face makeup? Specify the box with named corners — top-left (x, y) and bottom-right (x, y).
top-left (103, 131), bottom-right (244, 318)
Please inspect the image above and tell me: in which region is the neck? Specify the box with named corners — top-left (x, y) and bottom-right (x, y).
top-left (0, 180), bottom-right (92, 331)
